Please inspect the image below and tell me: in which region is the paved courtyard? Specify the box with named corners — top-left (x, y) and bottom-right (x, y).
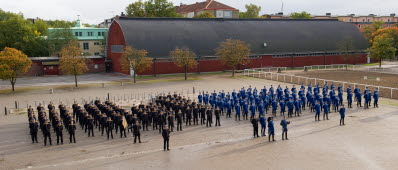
top-left (1, 74), bottom-right (397, 170)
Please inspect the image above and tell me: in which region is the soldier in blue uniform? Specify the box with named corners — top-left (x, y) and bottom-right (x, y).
top-left (280, 99), bottom-right (286, 116)
top-left (373, 90), bottom-right (379, 108)
top-left (357, 90), bottom-right (362, 107)
top-left (198, 93), bottom-right (203, 104)
top-left (339, 105), bottom-right (346, 126)
top-left (287, 99), bottom-right (294, 117)
top-left (267, 117), bottom-right (275, 142)
top-left (323, 103), bottom-right (329, 120)
top-left (243, 102), bottom-right (249, 120)
top-left (235, 103), bottom-right (241, 121)
top-left (260, 114), bottom-right (266, 136)
top-left (347, 92), bottom-right (353, 108)
top-left (250, 103), bottom-right (256, 120)
top-left (280, 116), bottom-right (290, 140)
top-left (315, 102), bottom-right (321, 121)
top-left (364, 91), bottom-right (369, 109)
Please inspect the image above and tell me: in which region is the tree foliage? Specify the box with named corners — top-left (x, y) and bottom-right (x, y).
top-left (194, 12), bottom-right (215, 18)
top-left (47, 27), bottom-right (77, 56)
top-left (369, 27), bottom-right (398, 53)
top-left (59, 41), bottom-right (89, 87)
top-left (125, 0), bottom-right (182, 17)
top-left (367, 34), bottom-right (396, 68)
top-left (290, 12), bottom-right (311, 19)
top-left (120, 46), bottom-right (153, 83)
top-left (215, 39), bottom-right (251, 77)
top-left (170, 48), bottom-right (198, 80)
top-left (364, 21), bottom-right (384, 40)
top-left (0, 47), bottom-right (32, 91)
top-left (239, 4), bottom-right (261, 18)
top-left (338, 38), bottom-right (358, 66)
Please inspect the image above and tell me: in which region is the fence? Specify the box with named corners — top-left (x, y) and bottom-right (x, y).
top-left (244, 69), bottom-right (398, 100)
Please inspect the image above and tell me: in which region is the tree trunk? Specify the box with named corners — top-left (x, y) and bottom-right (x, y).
top-left (74, 74), bottom-right (78, 87)
top-left (232, 67), bottom-right (235, 77)
top-left (11, 82), bottom-right (15, 91)
top-left (134, 73), bottom-right (136, 83)
top-left (379, 58), bottom-right (382, 68)
top-left (184, 66), bottom-right (187, 80)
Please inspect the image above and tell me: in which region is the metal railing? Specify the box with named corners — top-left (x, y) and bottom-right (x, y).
top-left (244, 69), bottom-right (398, 100)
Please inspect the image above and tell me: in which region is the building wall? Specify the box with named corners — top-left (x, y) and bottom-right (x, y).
top-left (78, 40), bottom-right (103, 56)
top-left (106, 21), bottom-right (128, 75)
top-left (24, 62), bottom-right (44, 76)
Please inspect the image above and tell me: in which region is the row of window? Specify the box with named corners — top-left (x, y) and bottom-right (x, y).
top-left (348, 18), bottom-right (395, 23)
top-left (82, 42), bottom-right (101, 50)
top-left (358, 24), bottom-right (395, 28)
top-left (74, 31), bottom-right (106, 37)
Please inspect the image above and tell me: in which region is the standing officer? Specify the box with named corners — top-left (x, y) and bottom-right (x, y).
top-left (68, 120), bottom-right (76, 143)
top-left (251, 116), bottom-right (259, 138)
top-left (176, 110), bottom-right (183, 131)
top-left (323, 102), bottom-right (329, 120)
top-left (87, 115), bottom-right (94, 137)
top-left (373, 90), bottom-right (379, 108)
top-left (235, 103), bottom-right (241, 121)
top-left (315, 102), bottom-right (321, 121)
top-left (29, 119), bottom-right (39, 144)
top-left (268, 117), bottom-right (275, 142)
top-left (260, 114), bottom-right (266, 136)
top-left (106, 117), bottom-right (114, 140)
top-left (206, 107), bottom-right (213, 127)
top-left (132, 121), bottom-right (141, 144)
top-left (280, 116), bottom-right (290, 140)
top-left (55, 122), bottom-right (64, 145)
top-left (200, 105), bottom-right (207, 125)
top-left (43, 120), bottom-right (52, 146)
top-left (193, 105), bottom-right (199, 125)
top-left (168, 113), bottom-right (174, 132)
top-left (215, 106), bottom-right (221, 126)
top-left (347, 92), bottom-right (353, 108)
top-left (339, 105), bottom-right (346, 126)
top-left (162, 126), bottom-right (171, 151)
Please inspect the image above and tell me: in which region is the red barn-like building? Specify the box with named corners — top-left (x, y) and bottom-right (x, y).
top-left (107, 17), bottom-right (369, 76)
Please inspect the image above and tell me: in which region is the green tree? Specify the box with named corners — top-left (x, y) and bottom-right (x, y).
top-left (239, 4), bottom-right (261, 18)
top-left (367, 34), bottom-right (396, 68)
top-left (393, 23), bottom-right (398, 27)
top-left (0, 47), bottom-right (32, 91)
top-left (170, 48), bottom-right (198, 80)
top-left (47, 27), bottom-right (77, 56)
top-left (339, 38), bottom-right (356, 66)
top-left (194, 12), bottom-right (215, 18)
top-left (59, 41), bottom-right (89, 87)
top-left (364, 21), bottom-right (384, 40)
top-left (47, 20), bottom-right (76, 28)
top-left (120, 46), bottom-right (153, 83)
top-left (125, 0), bottom-right (182, 17)
top-left (290, 12), bottom-right (311, 19)
top-left (215, 39), bottom-right (251, 77)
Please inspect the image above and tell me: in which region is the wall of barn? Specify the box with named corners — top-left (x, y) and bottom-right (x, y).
top-left (106, 21), bottom-right (128, 75)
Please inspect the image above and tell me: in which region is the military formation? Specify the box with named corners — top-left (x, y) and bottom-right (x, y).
top-left (27, 82), bottom-right (380, 148)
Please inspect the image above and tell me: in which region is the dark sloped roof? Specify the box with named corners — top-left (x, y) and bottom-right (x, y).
top-left (176, 0), bottom-right (237, 14)
top-left (115, 18), bottom-right (368, 58)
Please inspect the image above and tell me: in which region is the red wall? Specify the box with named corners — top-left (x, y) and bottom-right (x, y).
top-left (106, 21), bottom-right (128, 75)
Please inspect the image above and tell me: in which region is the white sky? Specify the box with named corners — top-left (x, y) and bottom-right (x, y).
top-left (0, 0), bottom-right (397, 24)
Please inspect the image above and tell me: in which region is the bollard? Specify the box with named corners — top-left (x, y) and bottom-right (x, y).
top-left (5, 106), bottom-right (7, 115)
top-left (107, 93), bottom-right (110, 100)
top-left (15, 101), bottom-right (18, 109)
top-left (49, 88), bottom-right (54, 94)
top-left (193, 87), bottom-right (195, 94)
top-left (102, 83), bottom-right (105, 88)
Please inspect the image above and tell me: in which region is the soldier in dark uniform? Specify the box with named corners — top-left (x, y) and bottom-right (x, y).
top-left (29, 119), bottom-right (39, 144)
top-left (215, 106), bottom-right (221, 126)
top-left (206, 107), bottom-right (213, 127)
top-left (186, 106), bottom-right (192, 126)
top-left (132, 121), bottom-right (141, 143)
top-left (176, 110), bottom-right (183, 131)
top-left (42, 120), bottom-right (52, 146)
top-left (251, 116), bottom-right (259, 138)
top-left (152, 109), bottom-right (158, 130)
top-left (158, 111), bottom-right (165, 133)
top-left (200, 105), bottom-right (206, 125)
top-left (142, 111), bottom-right (149, 131)
top-left (101, 114), bottom-right (107, 136)
top-left (55, 122), bottom-right (64, 144)
top-left (106, 117), bottom-right (114, 139)
top-left (162, 126), bottom-right (170, 151)
top-left (68, 120), bottom-right (76, 143)
top-left (193, 105), bottom-right (199, 125)
top-left (87, 115), bottom-right (95, 137)
top-left (167, 112), bottom-right (174, 132)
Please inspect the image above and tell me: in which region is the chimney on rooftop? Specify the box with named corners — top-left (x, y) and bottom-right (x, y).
top-left (326, 13), bottom-right (331, 16)
top-left (277, 12), bottom-right (283, 15)
top-left (391, 13), bottom-right (396, 17)
top-left (121, 12), bottom-right (125, 16)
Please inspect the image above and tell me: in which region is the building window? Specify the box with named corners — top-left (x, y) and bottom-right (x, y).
top-left (94, 42), bottom-right (99, 45)
top-left (349, 19), bottom-right (352, 22)
top-left (83, 43), bottom-right (89, 50)
top-left (388, 19), bottom-right (391, 22)
top-left (75, 32), bottom-right (79, 36)
top-left (94, 64), bottom-right (98, 69)
top-left (224, 11), bottom-right (232, 18)
top-left (79, 32), bottom-right (82, 36)
top-left (216, 10), bottom-right (224, 18)
top-left (111, 45), bottom-right (124, 53)
top-left (94, 52), bottom-right (100, 56)
top-left (358, 25), bottom-right (361, 28)
top-left (187, 12), bottom-right (194, 18)
top-left (368, 19), bottom-right (370, 22)
top-left (87, 32), bottom-right (93, 36)
top-left (102, 32), bottom-right (105, 36)
top-left (362, 19), bottom-right (365, 22)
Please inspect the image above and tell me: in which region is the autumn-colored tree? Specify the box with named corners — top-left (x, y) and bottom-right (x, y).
top-left (194, 12), bottom-right (215, 18)
top-left (215, 39), bottom-right (251, 77)
top-left (364, 21), bottom-right (384, 40)
top-left (120, 46), bottom-right (153, 83)
top-left (0, 47), bottom-right (32, 91)
top-left (370, 27), bottom-right (398, 53)
top-left (170, 48), bottom-right (198, 80)
top-left (59, 41), bottom-right (89, 87)
top-left (367, 34), bottom-right (396, 68)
